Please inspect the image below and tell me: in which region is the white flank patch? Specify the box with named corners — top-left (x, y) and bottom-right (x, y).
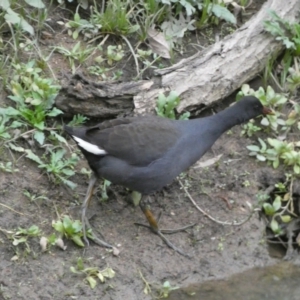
top-left (73, 136), bottom-right (106, 155)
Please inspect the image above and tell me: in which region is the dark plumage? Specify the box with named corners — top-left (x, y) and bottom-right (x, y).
top-left (64, 96), bottom-right (272, 256)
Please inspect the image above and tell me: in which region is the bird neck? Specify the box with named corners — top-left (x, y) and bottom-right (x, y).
top-left (211, 104), bottom-right (248, 132)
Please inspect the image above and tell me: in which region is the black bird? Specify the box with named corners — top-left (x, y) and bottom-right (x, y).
top-left (64, 96), bottom-right (272, 256)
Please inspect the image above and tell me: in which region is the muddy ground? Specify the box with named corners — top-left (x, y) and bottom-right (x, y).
top-left (0, 1), bottom-right (287, 299)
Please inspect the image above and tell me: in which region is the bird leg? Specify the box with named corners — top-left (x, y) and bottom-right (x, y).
top-left (81, 172), bottom-right (113, 248)
top-left (136, 196), bottom-right (196, 258)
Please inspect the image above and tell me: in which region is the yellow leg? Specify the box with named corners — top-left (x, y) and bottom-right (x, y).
top-left (138, 196), bottom-right (195, 258)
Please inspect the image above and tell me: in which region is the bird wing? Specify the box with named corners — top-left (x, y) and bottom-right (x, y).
top-left (84, 117), bottom-right (181, 166)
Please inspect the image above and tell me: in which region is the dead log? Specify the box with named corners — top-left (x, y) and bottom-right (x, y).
top-left (55, 73), bottom-right (153, 118)
top-left (55, 0), bottom-right (300, 118)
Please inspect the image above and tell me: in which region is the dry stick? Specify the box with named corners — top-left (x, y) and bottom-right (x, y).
top-left (3, 129), bottom-right (36, 145)
top-left (88, 33), bottom-right (109, 45)
top-left (0, 203), bottom-right (30, 216)
top-left (121, 35), bottom-right (139, 76)
top-left (178, 179), bottom-right (258, 226)
top-left (138, 269), bottom-right (152, 295)
top-left (3, 127), bottom-right (59, 146)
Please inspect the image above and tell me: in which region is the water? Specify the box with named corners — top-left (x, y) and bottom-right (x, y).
top-left (168, 262), bottom-right (300, 300)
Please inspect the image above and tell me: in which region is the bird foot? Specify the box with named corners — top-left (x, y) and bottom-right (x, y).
top-left (134, 221), bottom-right (196, 258)
top-left (83, 216), bottom-right (113, 249)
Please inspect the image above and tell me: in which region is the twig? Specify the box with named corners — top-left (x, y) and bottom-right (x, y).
top-left (121, 35), bottom-right (139, 76)
top-left (0, 203), bottom-right (30, 216)
top-left (138, 269), bottom-right (152, 296)
top-left (3, 129), bottom-right (36, 145)
top-left (178, 179), bottom-right (257, 226)
top-left (2, 127), bottom-right (60, 146)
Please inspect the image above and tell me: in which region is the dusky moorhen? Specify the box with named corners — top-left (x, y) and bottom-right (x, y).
top-left (64, 96), bottom-right (272, 256)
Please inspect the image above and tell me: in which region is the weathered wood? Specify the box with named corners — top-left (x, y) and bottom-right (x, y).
top-left (55, 73), bottom-right (153, 118)
top-left (134, 0), bottom-right (300, 114)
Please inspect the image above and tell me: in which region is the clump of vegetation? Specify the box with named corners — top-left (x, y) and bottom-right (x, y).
top-left (234, 12), bottom-right (300, 258)
top-left (264, 10), bottom-right (300, 56)
top-left (70, 257), bottom-right (115, 289)
top-left (155, 91), bottom-right (190, 120)
top-left (52, 215), bottom-right (89, 247)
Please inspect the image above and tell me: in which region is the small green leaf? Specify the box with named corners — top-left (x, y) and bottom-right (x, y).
top-left (241, 84), bottom-right (250, 95)
top-left (24, 0), bottom-right (45, 8)
top-left (273, 158), bottom-right (280, 169)
top-left (71, 235), bottom-right (85, 247)
top-left (86, 276), bottom-right (97, 289)
top-left (8, 143), bottom-right (25, 152)
top-left (294, 165), bottom-right (300, 174)
top-left (263, 203), bottom-right (275, 216)
top-left (101, 267), bottom-right (116, 279)
top-left (25, 149), bottom-right (43, 165)
top-left (62, 169), bottom-right (75, 176)
top-left (210, 4), bottom-right (236, 24)
top-left (97, 272), bottom-right (105, 282)
top-left (5, 8), bottom-right (34, 35)
top-left (50, 131), bottom-right (68, 145)
top-left (63, 215), bottom-right (73, 231)
top-left (77, 257), bottom-right (84, 270)
top-left (131, 191), bottom-right (141, 206)
top-left (246, 145), bottom-right (260, 152)
top-left (281, 215), bottom-right (291, 223)
top-left (30, 98), bottom-right (42, 106)
top-left (273, 196), bottom-right (282, 212)
top-left (261, 117), bottom-right (269, 126)
top-left (47, 107), bottom-right (63, 117)
top-left (70, 266), bottom-right (80, 274)
top-left (256, 154), bottom-right (266, 161)
top-left (270, 219), bottom-right (280, 233)
top-left (52, 220), bottom-right (64, 233)
top-left (13, 237), bottom-right (27, 246)
top-left (61, 178), bottom-right (77, 189)
top-left (34, 131), bottom-right (45, 145)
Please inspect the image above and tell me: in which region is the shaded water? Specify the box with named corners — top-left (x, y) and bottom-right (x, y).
top-left (169, 262), bottom-right (300, 300)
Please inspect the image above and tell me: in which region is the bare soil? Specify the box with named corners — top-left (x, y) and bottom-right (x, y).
top-left (0, 1), bottom-right (285, 299)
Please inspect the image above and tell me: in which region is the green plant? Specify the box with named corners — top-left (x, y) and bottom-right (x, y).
top-left (287, 57), bottom-right (300, 92)
top-left (263, 51), bottom-right (293, 91)
top-left (23, 190), bottom-right (48, 203)
top-left (91, 0), bottom-right (136, 35)
top-left (0, 114), bottom-right (22, 139)
top-left (67, 114), bottom-right (89, 127)
top-left (196, 0), bottom-right (236, 27)
top-left (0, 0), bottom-right (46, 36)
top-left (0, 161), bottom-right (19, 173)
top-left (131, 0), bottom-right (167, 42)
top-left (52, 215), bottom-right (89, 247)
top-left (88, 65), bottom-right (109, 77)
top-left (8, 225), bottom-right (42, 255)
top-left (65, 10), bottom-right (97, 40)
top-left (157, 281), bottom-right (179, 298)
top-left (247, 138), bottom-right (300, 174)
top-left (3, 60), bottom-right (62, 145)
top-left (70, 257), bottom-right (115, 289)
top-left (155, 91), bottom-right (190, 120)
top-left (54, 42), bottom-right (95, 73)
top-left (259, 176), bottom-right (294, 236)
top-left (241, 120), bottom-right (261, 137)
top-left (25, 148), bottom-right (79, 189)
top-left (106, 45), bottom-right (125, 65)
top-left (264, 10), bottom-right (300, 56)
top-left (100, 179), bottom-right (111, 201)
